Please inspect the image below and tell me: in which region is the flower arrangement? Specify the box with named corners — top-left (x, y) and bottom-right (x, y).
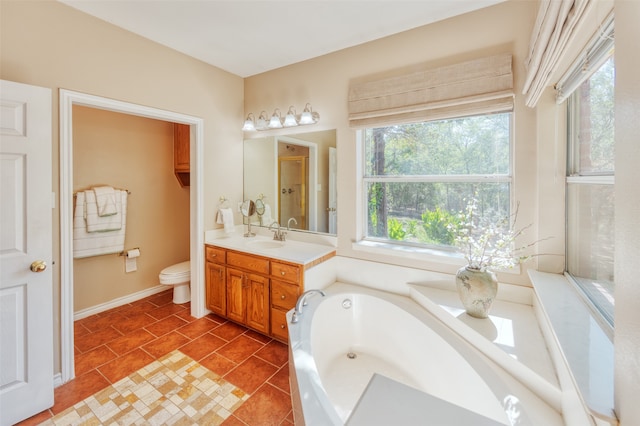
top-left (450, 198), bottom-right (539, 272)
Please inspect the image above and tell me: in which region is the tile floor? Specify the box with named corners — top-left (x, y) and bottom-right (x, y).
top-left (18, 289), bottom-right (293, 426)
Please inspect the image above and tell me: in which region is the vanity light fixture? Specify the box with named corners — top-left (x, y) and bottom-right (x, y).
top-left (242, 113), bottom-right (256, 131)
top-left (255, 111), bottom-right (269, 130)
top-left (268, 108), bottom-right (283, 129)
top-left (283, 106), bottom-right (298, 127)
top-left (242, 103), bottom-right (320, 131)
top-left (299, 103), bottom-right (319, 125)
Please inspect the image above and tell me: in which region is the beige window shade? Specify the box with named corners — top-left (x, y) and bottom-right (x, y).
top-left (522, 0), bottom-right (593, 108)
top-left (348, 53), bottom-right (513, 129)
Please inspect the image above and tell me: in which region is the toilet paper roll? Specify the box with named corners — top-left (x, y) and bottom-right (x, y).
top-left (125, 248), bottom-right (139, 273)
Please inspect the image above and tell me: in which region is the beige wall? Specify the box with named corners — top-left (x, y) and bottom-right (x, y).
top-left (245, 0), bottom-right (540, 285)
top-left (72, 106), bottom-right (190, 311)
top-left (1, 0), bottom-right (244, 375)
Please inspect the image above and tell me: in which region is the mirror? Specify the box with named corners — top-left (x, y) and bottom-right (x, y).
top-left (240, 199), bottom-right (256, 237)
top-left (244, 129), bottom-right (337, 235)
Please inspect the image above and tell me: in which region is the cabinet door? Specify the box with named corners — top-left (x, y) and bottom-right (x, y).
top-left (226, 267), bottom-right (246, 324)
top-left (246, 273), bottom-right (270, 334)
top-left (174, 123), bottom-right (190, 171)
top-left (206, 262), bottom-right (226, 316)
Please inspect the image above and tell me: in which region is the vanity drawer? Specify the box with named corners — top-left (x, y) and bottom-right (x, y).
top-left (270, 308), bottom-right (290, 342)
top-left (206, 246), bottom-right (226, 264)
top-left (271, 261), bottom-right (300, 284)
top-left (271, 280), bottom-right (300, 310)
top-left (227, 251), bottom-right (269, 275)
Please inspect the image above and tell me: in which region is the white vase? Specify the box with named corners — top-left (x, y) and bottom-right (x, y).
top-left (455, 266), bottom-right (498, 319)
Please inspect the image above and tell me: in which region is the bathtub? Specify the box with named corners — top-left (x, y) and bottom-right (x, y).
top-left (287, 283), bottom-right (564, 426)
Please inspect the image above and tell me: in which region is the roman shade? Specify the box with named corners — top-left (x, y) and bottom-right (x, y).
top-left (348, 53), bottom-right (514, 129)
top-left (555, 13), bottom-right (614, 104)
top-left (522, 0), bottom-right (593, 107)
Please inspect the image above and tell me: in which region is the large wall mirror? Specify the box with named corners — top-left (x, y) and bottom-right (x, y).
top-left (244, 129), bottom-right (337, 235)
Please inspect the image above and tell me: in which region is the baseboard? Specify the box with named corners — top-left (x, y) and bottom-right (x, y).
top-left (53, 372), bottom-right (63, 388)
top-left (73, 285), bottom-right (168, 321)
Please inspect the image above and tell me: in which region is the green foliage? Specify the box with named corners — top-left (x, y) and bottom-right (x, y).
top-left (421, 207), bottom-right (461, 245)
top-left (388, 218), bottom-right (406, 240)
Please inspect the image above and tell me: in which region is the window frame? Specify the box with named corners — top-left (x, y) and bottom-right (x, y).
top-left (359, 112), bottom-right (515, 252)
top-left (564, 55), bottom-right (615, 328)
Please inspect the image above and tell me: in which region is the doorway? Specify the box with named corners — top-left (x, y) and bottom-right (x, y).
top-left (278, 156), bottom-right (307, 229)
top-left (59, 90), bottom-right (205, 384)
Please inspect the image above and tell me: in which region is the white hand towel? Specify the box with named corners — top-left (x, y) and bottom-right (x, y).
top-left (261, 204), bottom-right (273, 226)
top-left (93, 186), bottom-right (117, 217)
top-left (217, 208), bottom-right (235, 233)
top-left (85, 190), bottom-right (122, 232)
top-left (73, 191), bottom-right (127, 258)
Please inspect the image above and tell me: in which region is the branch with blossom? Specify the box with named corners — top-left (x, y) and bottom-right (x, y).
top-left (449, 198), bottom-right (544, 271)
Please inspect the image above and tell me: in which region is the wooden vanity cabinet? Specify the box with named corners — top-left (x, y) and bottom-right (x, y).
top-left (173, 123), bottom-right (190, 187)
top-left (205, 246), bottom-right (226, 316)
top-left (204, 244), bottom-right (304, 342)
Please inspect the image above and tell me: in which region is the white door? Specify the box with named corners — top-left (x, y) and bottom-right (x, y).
top-left (328, 147), bottom-right (337, 234)
top-left (0, 80), bottom-right (53, 425)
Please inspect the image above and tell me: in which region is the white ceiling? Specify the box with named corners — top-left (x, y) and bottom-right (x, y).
top-left (58, 0), bottom-right (506, 78)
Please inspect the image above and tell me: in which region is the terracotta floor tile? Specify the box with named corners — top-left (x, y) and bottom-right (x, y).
top-left (147, 302), bottom-right (188, 320)
top-left (224, 356), bottom-right (278, 394)
top-left (112, 312), bottom-right (157, 334)
top-left (145, 314), bottom-right (189, 337)
top-left (106, 328), bottom-right (156, 355)
top-left (51, 370), bottom-right (110, 414)
top-left (232, 383), bottom-right (292, 426)
top-left (220, 415), bottom-right (248, 426)
top-left (74, 345), bottom-right (118, 376)
top-left (244, 328), bottom-right (273, 344)
top-left (211, 321), bottom-right (246, 341)
top-left (174, 308), bottom-right (197, 323)
top-left (217, 334), bottom-right (265, 364)
top-left (81, 311), bottom-right (127, 332)
top-left (117, 300), bottom-right (157, 317)
top-left (178, 332), bottom-right (227, 361)
top-left (97, 348), bottom-right (155, 383)
top-left (268, 363), bottom-right (291, 394)
top-left (177, 316), bottom-right (219, 339)
top-left (73, 322), bottom-right (91, 339)
top-left (142, 331), bottom-right (191, 358)
top-left (199, 352), bottom-right (237, 376)
top-left (146, 291), bottom-right (174, 306)
top-left (74, 326), bottom-right (123, 353)
top-left (255, 340), bottom-right (289, 367)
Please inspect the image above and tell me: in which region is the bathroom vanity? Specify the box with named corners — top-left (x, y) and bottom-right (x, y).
top-left (204, 234), bottom-right (335, 341)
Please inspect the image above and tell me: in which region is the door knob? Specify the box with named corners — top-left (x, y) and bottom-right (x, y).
top-left (30, 260), bottom-right (47, 273)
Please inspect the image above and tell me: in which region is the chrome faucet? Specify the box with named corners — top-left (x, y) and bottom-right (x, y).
top-left (269, 221), bottom-right (287, 241)
top-left (287, 217), bottom-right (298, 230)
top-left (291, 289), bottom-right (326, 323)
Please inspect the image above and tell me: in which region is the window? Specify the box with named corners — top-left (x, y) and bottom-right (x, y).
top-left (566, 56), bottom-right (615, 325)
top-left (363, 112), bottom-right (512, 249)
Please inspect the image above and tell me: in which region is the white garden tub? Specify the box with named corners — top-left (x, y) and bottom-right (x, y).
top-left (287, 283), bottom-right (564, 426)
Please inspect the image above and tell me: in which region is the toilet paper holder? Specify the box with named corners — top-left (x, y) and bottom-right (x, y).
top-left (118, 247), bottom-right (140, 257)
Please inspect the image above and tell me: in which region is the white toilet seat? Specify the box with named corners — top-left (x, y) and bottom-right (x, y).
top-left (159, 260), bottom-right (190, 303)
top-left (160, 261), bottom-right (190, 284)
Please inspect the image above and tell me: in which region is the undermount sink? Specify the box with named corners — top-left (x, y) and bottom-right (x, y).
top-left (246, 239), bottom-right (285, 250)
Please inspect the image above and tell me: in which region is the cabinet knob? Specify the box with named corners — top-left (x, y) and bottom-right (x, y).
top-left (280, 324), bottom-right (285, 329)
top-left (280, 295), bottom-right (286, 299)
top-left (281, 271), bottom-right (285, 276)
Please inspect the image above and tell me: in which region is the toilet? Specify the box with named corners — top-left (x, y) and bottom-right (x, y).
top-left (159, 260), bottom-right (191, 304)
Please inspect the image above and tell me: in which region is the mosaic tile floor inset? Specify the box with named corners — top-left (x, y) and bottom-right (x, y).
top-left (41, 350), bottom-right (249, 425)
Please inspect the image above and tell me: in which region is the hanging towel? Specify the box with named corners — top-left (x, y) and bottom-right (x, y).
top-left (93, 186), bottom-right (117, 216)
top-left (216, 208), bottom-right (235, 233)
top-left (261, 204), bottom-right (274, 226)
top-left (85, 189), bottom-right (122, 232)
top-left (73, 190), bottom-right (128, 258)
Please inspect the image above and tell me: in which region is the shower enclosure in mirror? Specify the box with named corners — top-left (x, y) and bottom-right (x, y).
top-left (243, 129), bottom-right (336, 235)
